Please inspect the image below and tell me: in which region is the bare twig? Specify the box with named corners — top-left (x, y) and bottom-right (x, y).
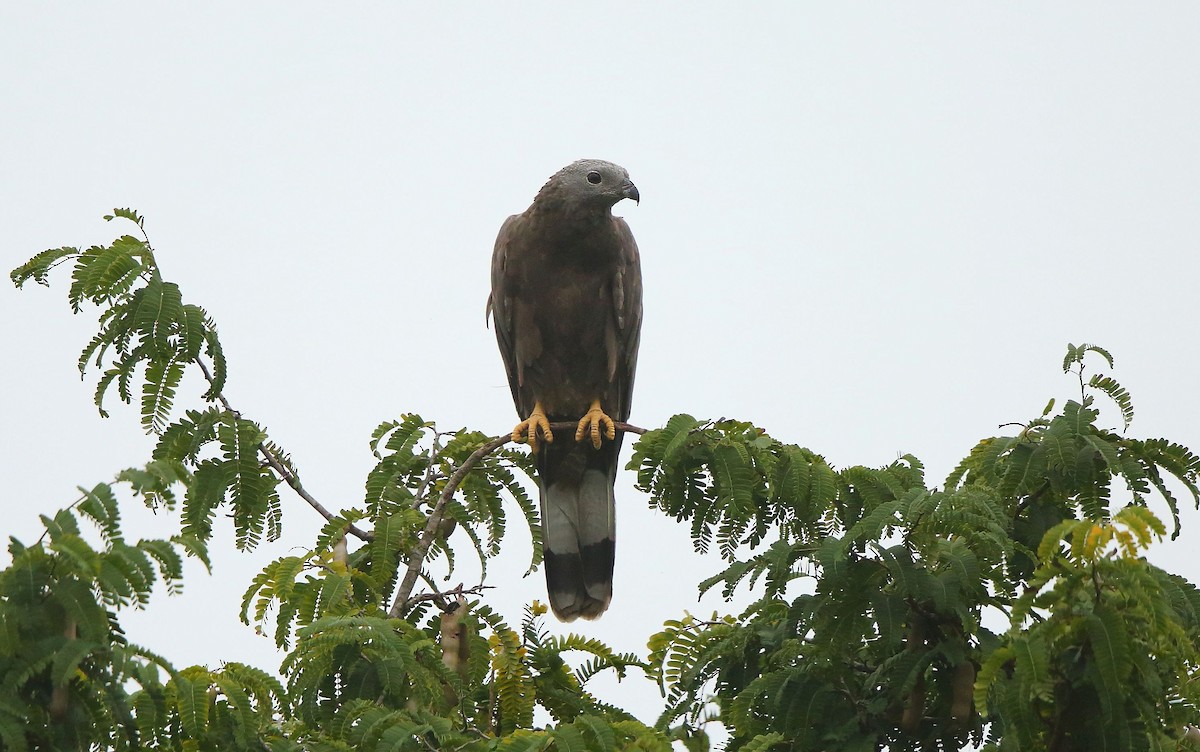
top-left (387, 420), bottom-right (645, 617)
top-left (406, 582), bottom-right (493, 610)
top-left (194, 357), bottom-right (374, 542)
top-left (411, 430), bottom-right (445, 510)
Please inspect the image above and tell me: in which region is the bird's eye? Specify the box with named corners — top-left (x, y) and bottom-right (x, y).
top-left (586, 171), bottom-right (602, 185)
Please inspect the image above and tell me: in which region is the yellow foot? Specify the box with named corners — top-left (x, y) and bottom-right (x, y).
top-left (575, 399), bottom-right (616, 450)
top-left (512, 402), bottom-right (553, 452)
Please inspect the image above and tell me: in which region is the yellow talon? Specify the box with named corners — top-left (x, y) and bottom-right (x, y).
top-left (575, 399), bottom-right (616, 449)
top-left (512, 402), bottom-right (553, 452)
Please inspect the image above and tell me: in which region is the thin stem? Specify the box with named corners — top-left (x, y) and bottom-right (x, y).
top-left (405, 582), bottom-right (493, 610)
top-left (411, 431), bottom-right (444, 510)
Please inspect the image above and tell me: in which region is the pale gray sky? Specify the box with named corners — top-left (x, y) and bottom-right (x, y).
top-left (3, 3), bottom-right (1199, 726)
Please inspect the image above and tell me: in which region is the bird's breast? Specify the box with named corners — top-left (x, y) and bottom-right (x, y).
top-left (513, 250), bottom-right (618, 415)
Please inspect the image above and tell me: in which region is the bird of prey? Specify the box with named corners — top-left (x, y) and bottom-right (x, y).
top-left (487, 159), bottom-right (643, 621)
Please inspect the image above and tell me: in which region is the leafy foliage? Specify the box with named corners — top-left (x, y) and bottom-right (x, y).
top-left (972, 509), bottom-right (1200, 749)
top-left (636, 345), bottom-right (1200, 751)
top-left (0, 476), bottom-right (266, 750)
top-left (6, 213), bottom-right (667, 750)
top-left (9, 214), bottom-right (1200, 751)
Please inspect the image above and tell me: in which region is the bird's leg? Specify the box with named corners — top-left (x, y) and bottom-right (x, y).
top-left (575, 398), bottom-right (616, 450)
top-left (512, 401), bottom-right (553, 452)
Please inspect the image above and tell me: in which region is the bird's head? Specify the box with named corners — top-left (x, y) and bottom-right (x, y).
top-left (535, 159), bottom-right (639, 213)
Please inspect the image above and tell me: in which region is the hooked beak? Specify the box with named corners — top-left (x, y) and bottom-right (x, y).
top-left (622, 181), bottom-right (640, 205)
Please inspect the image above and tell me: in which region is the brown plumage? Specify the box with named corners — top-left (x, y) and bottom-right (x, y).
top-left (487, 159), bottom-right (642, 621)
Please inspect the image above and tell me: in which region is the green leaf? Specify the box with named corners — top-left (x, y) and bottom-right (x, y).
top-left (659, 414), bottom-right (703, 465)
top-left (133, 278), bottom-right (183, 358)
top-left (10, 246), bottom-right (79, 288)
top-left (201, 321), bottom-right (227, 399)
top-left (183, 460), bottom-right (229, 544)
top-left (50, 636), bottom-right (100, 686)
top-left (809, 460), bottom-right (838, 513)
top-left (218, 415), bottom-right (276, 550)
top-left (974, 645), bottom-right (1013, 718)
top-left (1086, 603), bottom-right (1130, 718)
top-left (178, 303), bottom-right (208, 360)
top-left (139, 538), bottom-right (186, 594)
top-left (50, 534), bottom-right (101, 576)
top-left (78, 483), bottom-right (122, 544)
top-left (173, 533), bottom-right (212, 572)
top-left (876, 544), bottom-right (918, 597)
top-left (1013, 636), bottom-right (1051, 703)
top-left (175, 674), bottom-right (211, 738)
top-left (141, 357), bottom-right (185, 434)
top-left (1064, 342), bottom-right (1114, 371)
top-left (777, 446), bottom-right (812, 518)
top-left (316, 569), bottom-right (352, 615)
top-left (69, 238), bottom-right (148, 311)
top-left (1088, 374), bottom-right (1134, 431)
top-left (104, 207), bottom-right (145, 228)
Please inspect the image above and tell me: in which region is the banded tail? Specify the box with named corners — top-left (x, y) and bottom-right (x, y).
top-left (537, 432), bottom-right (622, 621)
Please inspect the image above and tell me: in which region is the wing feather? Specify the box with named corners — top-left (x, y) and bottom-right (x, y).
top-left (489, 214), bottom-right (525, 413)
top-left (611, 216), bottom-right (642, 422)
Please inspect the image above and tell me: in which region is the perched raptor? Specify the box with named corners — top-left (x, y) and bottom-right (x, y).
top-left (487, 159), bottom-right (643, 621)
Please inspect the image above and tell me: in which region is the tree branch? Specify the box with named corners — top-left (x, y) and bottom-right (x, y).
top-left (1014, 480), bottom-right (1052, 518)
top-left (387, 420), bottom-right (645, 617)
top-left (194, 356), bottom-right (374, 542)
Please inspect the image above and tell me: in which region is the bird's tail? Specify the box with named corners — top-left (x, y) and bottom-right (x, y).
top-left (537, 432), bottom-right (621, 621)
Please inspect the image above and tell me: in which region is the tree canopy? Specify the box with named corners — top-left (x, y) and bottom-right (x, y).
top-left (6, 211), bottom-right (1200, 751)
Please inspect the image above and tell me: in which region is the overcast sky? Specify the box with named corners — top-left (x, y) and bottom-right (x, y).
top-left (3, 3), bottom-right (1199, 727)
